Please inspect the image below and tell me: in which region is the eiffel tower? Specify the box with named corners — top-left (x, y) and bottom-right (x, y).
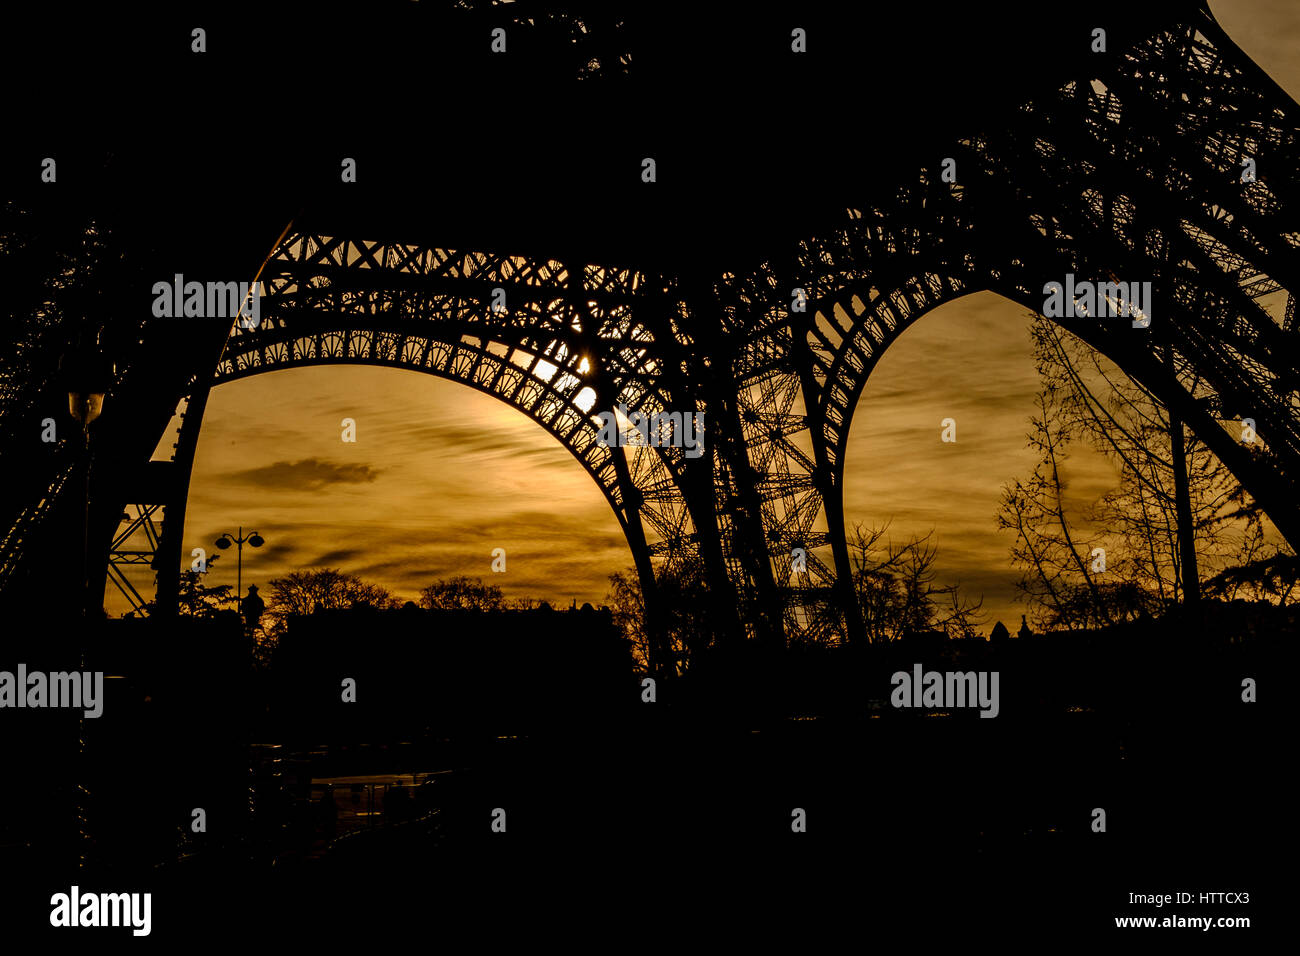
top-left (3, 1), bottom-right (1297, 663)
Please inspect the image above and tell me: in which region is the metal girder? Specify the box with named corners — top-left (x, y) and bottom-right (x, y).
top-left (690, 2), bottom-right (1300, 643)
top-left (106, 503), bottom-right (164, 613)
top-left (16, 2), bottom-right (1296, 654)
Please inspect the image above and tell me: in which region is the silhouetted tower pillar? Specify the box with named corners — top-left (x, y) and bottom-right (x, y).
top-left (1164, 344), bottom-right (1200, 603)
top-left (794, 331), bottom-right (866, 643)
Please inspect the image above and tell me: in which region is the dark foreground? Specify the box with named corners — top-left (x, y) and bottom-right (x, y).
top-left (0, 606), bottom-right (1285, 942)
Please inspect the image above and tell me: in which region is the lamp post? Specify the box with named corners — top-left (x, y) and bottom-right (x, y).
top-left (59, 339), bottom-right (112, 873)
top-left (215, 527), bottom-right (265, 608)
top-left (60, 343), bottom-right (112, 619)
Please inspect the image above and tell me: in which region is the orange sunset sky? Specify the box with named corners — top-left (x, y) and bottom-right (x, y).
top-left (102, 0), bottom-right (1300, 628)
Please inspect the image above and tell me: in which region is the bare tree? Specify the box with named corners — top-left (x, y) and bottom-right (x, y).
top-left (418, 576), bottom-right (505, 612)
top-left (607, 569), bottom-right (650, 672)
top-left (848, 522), bottom-right (985, 642)
top-left (607, 557), bottom-right (722, 677)
top-left (263, 567), bottom-right (400, 637)
top-left (1000, 314), bottom-right (1293, 629)
top-left (995, 391), bottom-right (1143, 630)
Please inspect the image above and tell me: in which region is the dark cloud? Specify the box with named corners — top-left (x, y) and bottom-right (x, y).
top-left (311, 548), bottom-right (366, 565)
top-left (238, 541), bottom-right (299, 566)
top-left (404, 421), bottom-right (579, 465)
top-left (226, 458), bottom-right (382, 490)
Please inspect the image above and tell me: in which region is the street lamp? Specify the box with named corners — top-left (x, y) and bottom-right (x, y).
top-left (58, 338), bottom-right (112, 872)
top-left (59, 341), bottom-right (113, 620)
top-left (215, 527), bottom-right (265, 608)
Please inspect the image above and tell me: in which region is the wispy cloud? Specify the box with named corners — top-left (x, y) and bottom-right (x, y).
top-left (226, 458), bottom-right (382, 490)
top-left (118, 297), bottom-right (1103, 631)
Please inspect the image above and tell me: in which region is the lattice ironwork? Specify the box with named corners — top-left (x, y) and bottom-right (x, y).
top-left (4, 3), bottom-right (1297, 654)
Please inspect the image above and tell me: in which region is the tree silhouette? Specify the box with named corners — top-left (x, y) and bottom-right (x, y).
top-left (263, 568), bottom-right (400, 637)
top-left (847, 522), bottom-right (985, 642)
top-left (606, 569), bottom-right (650, 670)
top-left (999, 314), bottom-right (1293, 629)
top-left (1204, 552), bottom-right (1300, 605)
top-left (418, 576), bottom-right (505, 611)
top-left (609, 557), bottom-right (737, 676)
top-left (138, 553), bottom-right (232, 618)
top-left (996, 391), bottom-right (1132, 630)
